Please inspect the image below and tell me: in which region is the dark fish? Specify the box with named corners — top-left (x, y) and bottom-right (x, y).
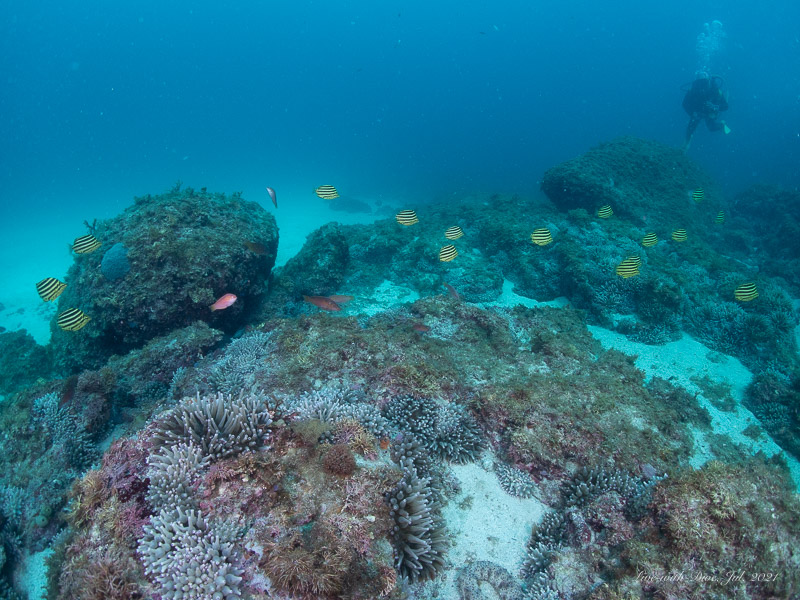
top-left (443, 282), bottom-right (460, 300)
top-left (396, 209), bottom-right (419, 226)
top-left (72, 234), bottom-right (102, 254)
top-left (692, 188), bottom-right (704, 203)
top-left (445, 225), bottom-right (464, 240)
top-left (734, 282), bottom-right (758, 302)
top-left (616, 257), bottom-right (640, 278)
top-left (439, 244), bottom-right (458, 262)
top-left (315, 185), bottom-right (339, 200)
top-left (36, 277), bottom-right (67, 302)
top-left (714, 210), bottom-right (725, 224)
top-left (303, 295), bottom-right (342, 311)
top-left (413, 322), bottom-right (431, 333)
top-left (266, 186), bottom-right (277, 208)
top-left (244, 240), bottom-right (268, 255)
top-left (671, 228), bottom-right (688, 242)
top-left (57, 308), bottom-right (91, 331)
top-left (641, 232), bottom-right (658, 247)
top-left (597, 205), bottom-right (613, 219)
top-left (530, 228), bottom-right (553, 246)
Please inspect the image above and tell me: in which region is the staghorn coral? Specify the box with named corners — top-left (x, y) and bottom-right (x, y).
top-left (384, 396), bottom-right (483, 463)
top-left (151, 391), bottom-right (272, 461)
top-left (456, 560), bottom-right (524, 600)
top-left (207, 332), bottom-right (275, 394)
top-left (522, 511), bottom-right (566, 578)
top-left (145, 442), bottom-right (209, 512)
top-left (137, 507), bottom-right (243, 599)
top-left (494, 463), bottom-right (538, 498)
top-left (385, 463), bottom-right (447, 582)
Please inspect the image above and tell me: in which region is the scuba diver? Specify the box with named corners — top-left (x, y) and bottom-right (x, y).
top-left (682, 73), bottom-right (730, 150)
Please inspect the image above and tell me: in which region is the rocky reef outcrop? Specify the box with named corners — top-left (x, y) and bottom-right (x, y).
top-left (50, 186), bottom-right (278, 372)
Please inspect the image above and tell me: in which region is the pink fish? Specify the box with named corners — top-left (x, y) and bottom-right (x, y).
top-left (412, 322), bottom-right (431, 333)
top-left (266, 186), bottom-right (277, 208)
top-left (303, 295), bottom-right (341, 312)
top-left (210, 293), bottom-right (237, 311)
top-left (443, 282), bottom-right (460, 301)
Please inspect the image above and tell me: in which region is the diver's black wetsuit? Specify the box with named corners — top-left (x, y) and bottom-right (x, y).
top-left (682, 76), bottom-right (728, 148)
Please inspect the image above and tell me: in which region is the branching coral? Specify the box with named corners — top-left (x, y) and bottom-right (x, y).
top-left (494, 463), bottom-right (537, 498)
top-left (151, 391), bottom-right (272, 461)
top-left (145, 442), bottom-right (209, 512)
top-left (137, 507), bottom-right (242, 599)
top-left (456, 560), bottom-right (524, 600)
top-left (384, 396), bottom-right (483, 463)
top-left (385, 464), bottom-right (447, 582)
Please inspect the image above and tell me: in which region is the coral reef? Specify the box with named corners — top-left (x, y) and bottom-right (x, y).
top-left (100, 242), bottom-right (131, 281)
top-left (50, 187), bottom-right (278, 372)
top-left (456, 560), bottom-right (524, 599)
top-left (151, 391), bottom-right (273, 460)
top-left (0, 330), bottom-right (52, 397)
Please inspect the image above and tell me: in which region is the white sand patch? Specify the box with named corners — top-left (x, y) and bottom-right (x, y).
top-left (357, 280), bottom-right (421, 317)
top-left (479, 278), bottom-right (570, 310)
top-left (414, 455), bottom-right (544, 599)
top-left (14, 548), bottom-right (52, 600)
top-left (588, 326), bottom-right (800, 487)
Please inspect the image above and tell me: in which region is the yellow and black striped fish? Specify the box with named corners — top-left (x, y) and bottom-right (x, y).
top-left (530, 228), bottom-right (553, 246)
top-left (72, 234), bottom-right (102, 254)
top-left (439, 244), bottom-right (458, 262)
top-left (57, 308), bottom-right (91, 331)
top-left (597, 205), bottom-right (613, 219)
top-left (714, 210), bottom-right (724, 224)
top-left (396, 209), bottom-right (419, 226)
top-left (314, 185), bottom-right (339, 200)
top-left (692, 188), bottom-right (704, 203)
top-left (444, 225), bottom-right (464, 240)
top-left (734, 282), bottom-right (758, 302)
top-left (641, 232), bottom-right (658, 247)
top-left (36, 277), bottom-right (67, 302)
top-left (671, 228), bottom-right (687, 242)
top-left (616, 257), bottom-right (640, 278)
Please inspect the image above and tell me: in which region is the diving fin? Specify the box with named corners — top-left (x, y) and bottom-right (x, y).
top-left (723, 123), bottom-right (731, 135)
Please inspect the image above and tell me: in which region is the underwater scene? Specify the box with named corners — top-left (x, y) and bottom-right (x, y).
top-left (1, 1), bottom-right (800, 599)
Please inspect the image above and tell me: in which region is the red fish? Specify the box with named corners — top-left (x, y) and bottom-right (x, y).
top-left (412, 322), bottom-right (431, 333)
top-left (266, 186), bottom-right (277, 208)
top-left (210, 293), bottom-right (237, 311)
top-left (303, 295), bottom-right (341, 311)
top-left (329, 294), bottom-right (354, 304)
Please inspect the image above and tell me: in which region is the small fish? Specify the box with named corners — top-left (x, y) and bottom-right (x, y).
top-left (412, 322), bottom-right (431, 333)
top-left (444, 225), bottom-right (464, 240)
top-left (439, 244), bottom-right (458, 262)
top-left (714, 210), bottom-right (725, 224)
top-left (36, 277), bottom-right (67, 302)
top-left (315, 185), bottom-right (339, 200)
top-left (597, 205), bottom-right (613, 219)
top-left (266, 186), bottom-right (277, 208)
top-left (210, 293), bottom-right (237, 311)
top-left (530, 228), bottom-right (553, 246)
top-left (443, 282), bottom-right (460, 300)
top-left (244, 240), bottom-right (268, 255)
top-left (303, 295), bottom-right (342, 311)
top-left (57, 308), bottom-right (91, 331)
top-left (734, 282), bottom-right (758, 302)
top-left (616, 257), bottom-right (640, 278)
top-left (72, 234), bottom-right (102, 254)
top-left (692, 188), bottom-right (704, 203)
top-left (671, 228), bottom-right (688, 242)
top-left (328, 295), bottom-right (354, 304)
top-left (641, 232), bottom-right (658, 247)
top-left (396, 209), bottom-right (419, 226)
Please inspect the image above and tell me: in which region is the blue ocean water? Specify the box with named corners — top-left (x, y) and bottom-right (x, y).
top-left (1, 0), bottom-right (798, 227)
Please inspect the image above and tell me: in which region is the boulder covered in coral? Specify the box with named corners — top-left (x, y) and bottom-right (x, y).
top-left (541, 137), bottom-right (719, 228)
top-left (50, 187), bottom-right (278, 372)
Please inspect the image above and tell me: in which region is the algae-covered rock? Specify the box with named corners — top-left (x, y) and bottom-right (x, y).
top-left (51, 187), bottom-right (278, 373)
top-left (0, 330), bottom-right (53, 396)
top-left (278, 222), bottom-right (349, 297)
top-left (541, 136), bottom-right (718, 227)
